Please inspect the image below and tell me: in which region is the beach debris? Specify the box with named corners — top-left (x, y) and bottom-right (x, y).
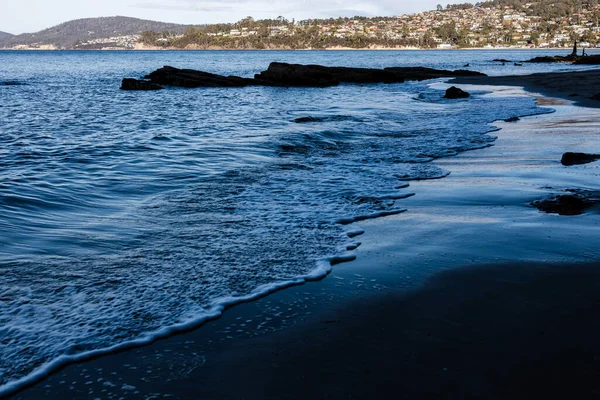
top-left (532, 193), bottom-right (597, 215)
top-left (561, 152), bottom-right (600, 166)
top-left (120, 78), bottom-right (163, 91)
top-left (443, 86), bottom-right (470, 99)
top-left (504, 116), bottom-right (520, 122)
top-left (127, 63), bottom-right (487, 89)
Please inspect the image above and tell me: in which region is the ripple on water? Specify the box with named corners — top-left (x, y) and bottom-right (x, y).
top-left (0, 50), bottom-right (554, 394)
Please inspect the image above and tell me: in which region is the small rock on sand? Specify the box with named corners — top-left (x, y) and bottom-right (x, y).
top-left (561, 152), bottom-right (600, 166)
top-left (444, 86), bottom-right (470, 99)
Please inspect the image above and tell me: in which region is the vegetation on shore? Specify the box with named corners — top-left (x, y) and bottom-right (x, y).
top-left (137, 0), bottom-right (600, 50)
top-left (2, 0), bottom-right (600, 50)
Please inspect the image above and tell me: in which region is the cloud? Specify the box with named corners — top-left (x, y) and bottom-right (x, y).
top-left (130, 0), bottom-right (400, 18)
top-left (132, 1), bottom-right (235, 11)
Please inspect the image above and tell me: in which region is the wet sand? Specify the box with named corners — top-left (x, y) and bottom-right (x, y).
top-left (11, 84), bottom-right (600, 400)
top-left (451, 68), bottom-right (600, 108)
top-left (187, 262), bottom-right (600, 400)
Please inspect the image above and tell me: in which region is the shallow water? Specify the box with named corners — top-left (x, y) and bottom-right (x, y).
top-left (0, 49), bottom-right (582, 392)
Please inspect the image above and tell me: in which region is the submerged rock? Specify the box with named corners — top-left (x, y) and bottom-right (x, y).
top-left (591, 93), bottom-right (600, 101)
top-left (293, 116), bottom-right (323, 123)
top-left (561, 152), bottom-right (600, 166)
top-left (531, 194), bottom-right (595, 216)
top-left (504, 116), bottom-right (520, 122)
top-left (120, 78), bottom-right (163, 91)
top-left (493, 59), bottom-right (511, 62)
top-left (444, 86), bottom-right (470, 99)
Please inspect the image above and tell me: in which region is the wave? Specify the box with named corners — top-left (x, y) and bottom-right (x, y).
top-left (0, 54), bottom-right (556, 396)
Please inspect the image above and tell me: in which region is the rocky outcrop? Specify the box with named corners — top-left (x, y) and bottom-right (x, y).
top-left (120, 78), bottom-right (163, 90)
top-left (136, 63), bottom-right (488, 89)
top-left (525, 55), bottom-right (579, 63)
top-left (574, 55), bottom-right (600, 64)
top-left (384, 66), bottom-right (485, 81)
top-left (443, 86), bottom-right (470, 99)
top-left (145, 66), bottom-right (256, 87)
top-left (254, 62), bottom-right (405, 86)
top-left (561, 152), bottom-right (600, 166)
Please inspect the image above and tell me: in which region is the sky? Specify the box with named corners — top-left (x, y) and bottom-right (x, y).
top-left (1, 0), bottom-right (461, 35)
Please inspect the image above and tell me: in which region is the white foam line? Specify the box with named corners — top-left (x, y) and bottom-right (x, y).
top-left (357, 192), bottom-right (415, 201)
top-left (0, 253), bottom-right (351, 398)
top-left (345, 228), bottom-right (365, 238)
top-left (336, 208), bottom-right (407, 225)
top-left (346, 242), bottom-right (361, 251)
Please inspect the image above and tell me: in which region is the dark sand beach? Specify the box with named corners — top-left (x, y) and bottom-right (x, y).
top-left (11, 71), bottom-right (600, 400)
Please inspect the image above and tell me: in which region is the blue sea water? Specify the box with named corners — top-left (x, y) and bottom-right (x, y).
top-left (0, 49), bottom-right (594, 393)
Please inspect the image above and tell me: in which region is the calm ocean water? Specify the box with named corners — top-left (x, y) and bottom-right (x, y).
top-left (0, 49), bottom-right (593, 393)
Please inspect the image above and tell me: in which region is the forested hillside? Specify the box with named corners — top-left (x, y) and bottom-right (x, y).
top-left (477, 0), bottom-right (600, 18)
top-left (0, 16), bottom-right (194, 49)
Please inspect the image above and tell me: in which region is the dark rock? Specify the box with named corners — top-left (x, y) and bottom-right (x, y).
top-left (463, 63), bottom-right (470, 67)
top-left (574, 55), bottom-right (600, 64)
top-left (526, 55), bottom-right (579, 63)
top-left (137, 63), bottom-right (487, 89)
top-left (443, 86), bottom-right (470, 99)
top-left (514, 63), bottom-right (523, 66)
top-left (255, 62), bottom-right (405, 87)
top-left (531, 194), bottom-right (595, 215)
top-left (145, 66), bottom-right (255, 88)
top-left (591, 93), bottom-right (600, 100)
top-left (504, 116), bottom-right (520, 122)
top-left (120, 78), bottom-right (163, 91)
top-left (561, 152), bottom-right (600, 166)
top-left (493, 59), bottom-right (511, 62)
top-left (568, 93), bottom-right (579, 97)
top-left (384, 66), bottom-right (486, 81)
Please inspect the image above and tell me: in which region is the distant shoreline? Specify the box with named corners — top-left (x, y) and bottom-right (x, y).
top-left (0, 46), bottom-right (594, 51)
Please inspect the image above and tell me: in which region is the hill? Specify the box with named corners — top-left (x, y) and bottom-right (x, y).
top-left (0, 16), bottom-right (196, 49)
top-left (0, 31), bottom-right (13, 40)
top-left (476, 0), bottom-right (600, 18)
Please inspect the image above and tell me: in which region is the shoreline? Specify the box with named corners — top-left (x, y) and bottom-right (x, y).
top-left (451, 69), bottom-right (600, 108)
top-left (9, 76), bottom-right (600, 399)
top-left (2, 47), bottom-right (598, 51)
